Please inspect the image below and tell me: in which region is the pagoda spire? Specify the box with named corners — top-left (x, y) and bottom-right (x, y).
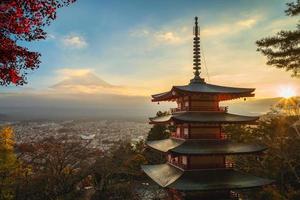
top-left (190, 16), bottom-right (205, 83)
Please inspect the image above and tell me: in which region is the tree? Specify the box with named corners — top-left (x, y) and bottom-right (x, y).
top-left (0, 0), bottom-right (76, 86)
top-left (91, 141), bottom-right (145, 200)
top-left (256, 0), bottom-right (300, 77)
top-left (224, 101), bottom-right (300, 199)
top-left (15, 135), bottom-right (99, 200)
top-left (147, 111), bottom-right (170, 141)
top-left (0, 126), bottom-right (19, 200)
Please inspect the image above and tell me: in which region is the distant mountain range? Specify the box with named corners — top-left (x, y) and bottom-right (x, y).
top-left (0, 72), bottom-right (296, 121)
top-left (51, 72), bottom-right (114, 89)
top-left (0, 92), bottom-right (290, 121)
top-left (224, 97), bottom-right (283, 116)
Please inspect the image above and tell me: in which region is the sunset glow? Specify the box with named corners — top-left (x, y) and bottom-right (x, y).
top-left (279, 86), bottom-right (296, 99)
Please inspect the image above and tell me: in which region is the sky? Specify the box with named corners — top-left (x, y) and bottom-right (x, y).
top-left (2, 0), bottom-right (300, 98)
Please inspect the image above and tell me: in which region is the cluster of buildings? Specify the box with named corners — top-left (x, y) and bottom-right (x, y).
top-left (12, 120), bottom-right (150, 151)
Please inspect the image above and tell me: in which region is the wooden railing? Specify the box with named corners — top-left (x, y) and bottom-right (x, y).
top-left (225, 161), bottom-right (235, 168)
top-left (220, 132), bottom-right (231, 140)
top-left (168, 161), bottom-right (187, 170)
top-left (170, 107), bottom-right (188, 113)
top-left (171, 132), bottom-right (189, 139)
top-left (219, 106), bottom-right (228, 112)
top-left (170, 106), bottom-right (228, 113)
top-left (230, 191), bottom-right (240, 199)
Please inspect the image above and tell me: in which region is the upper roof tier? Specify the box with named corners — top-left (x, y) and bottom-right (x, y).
top-left (142, 164), bottom-right (273, 191)
top-left (152, 82), bottom-right (255, 102)
top-left (151, 17), bottom-right (255, 102)
top-left (147, 138), bottom-right (267, 155)
top-left (149, 111), bottom-right (258, 124)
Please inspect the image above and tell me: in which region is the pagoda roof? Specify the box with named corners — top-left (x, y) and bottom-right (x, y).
top-left (147, 138), bottom-right (267, 155)
top-left (152, 82), bottom-right (255, 102)
top-left (142, 164), bottom-right (273, 191)
top-left (149, 112), bottom-right (258, 124)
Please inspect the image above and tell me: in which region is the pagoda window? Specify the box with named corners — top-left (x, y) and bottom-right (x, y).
top-left (182, 156), bottom-right (187, 165)
top-left (184, 101), bottom-right (189, 107)
top-left (167, 154), bottom-right (172, 162)
top-left (176, 127), bottom-right (181, 137)
top-left (178, 102), bottom-right (182, 109)
top-left (174, 156), bottom-right (178, 163)
top-left (183, 128), bottom-right (189, 138)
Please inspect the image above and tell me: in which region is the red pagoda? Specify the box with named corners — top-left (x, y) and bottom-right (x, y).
top-left (142, 17), bottom-right (273, 200)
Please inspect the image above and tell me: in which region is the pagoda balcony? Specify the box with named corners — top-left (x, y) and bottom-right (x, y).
top-left (171, 132), bottom-right (189, 139)
top-left (219, 106), bottom-right (228, 112)
top-left (170, 107), bottom-right (188, 113)
top-left (220, 132), bottom-right (231, 140)
top-left (170, 106), bottom-right (228, 113)
top-left (168, 161), bottom-right (187, 170)
top-left (230, 191), bottom-right (241, 200)
top-left (225, 161), bottom-right (235, 169)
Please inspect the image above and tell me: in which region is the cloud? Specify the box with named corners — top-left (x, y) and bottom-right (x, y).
top-left (154, 32), bottom-right (182, 44)
top-left (129, 27), bottom-right (187, 45)
top-left (57, 68), bottom-right (92, 78)
top-left (62, 34), bottom-right (87, 48)
top-left (129, 16), bottom-right (259, 46)
top-left (129, 29), bottom-right (150, 37)
top-left (236, 18), bottom-right (257, 28)
top-left (202, 17), bottom-right (259, 37)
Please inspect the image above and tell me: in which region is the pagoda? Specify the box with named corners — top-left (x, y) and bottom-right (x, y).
top-left (142, 17), bottom-right (273, 200)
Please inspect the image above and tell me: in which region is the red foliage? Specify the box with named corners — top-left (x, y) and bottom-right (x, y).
top-left (0, 0), bottom-right (76, 86)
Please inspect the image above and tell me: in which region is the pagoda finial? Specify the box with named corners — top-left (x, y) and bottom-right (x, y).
top-left (190, 16), bottom-right (205, 83)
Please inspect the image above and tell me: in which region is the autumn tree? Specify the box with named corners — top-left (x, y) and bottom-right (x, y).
top-left (0, 0), bottom-right (76, 86)
top-left (15, 135), bottom-right (99, 200)
top-left (91, 141), bottom-right (147, 200)
top-left (225, 99), bottom-right (300, 199)
top-left (0, 126), bottom-right (19, 200)
top-left (256, 0), bottom-right (300, 77)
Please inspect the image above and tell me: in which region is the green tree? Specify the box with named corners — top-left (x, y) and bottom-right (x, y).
top-left (145, 111), bottom-right (171, 164)
top-left (256, 0), bottom-right (300, 77)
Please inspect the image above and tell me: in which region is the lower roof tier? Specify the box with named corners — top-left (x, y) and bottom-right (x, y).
top-left (147, 138), bottom-right (267, 155)
top-left (149, 112), bottom-right (258, 124)
top-left (142, 164), bottom-right (273, 191)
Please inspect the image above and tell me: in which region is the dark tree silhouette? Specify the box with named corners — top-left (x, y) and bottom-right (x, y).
top-left (256, 0), bottom-right (300, 77)
top-left (0, 0), bottom-right (76, 86)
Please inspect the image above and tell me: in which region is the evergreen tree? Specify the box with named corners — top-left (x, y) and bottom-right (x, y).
top-left (256, 0), bottom-right (300, 77)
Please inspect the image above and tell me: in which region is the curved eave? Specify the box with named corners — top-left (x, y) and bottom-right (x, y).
top-left (151, 83), bottom-right (255, 102)
top-left (142, 164), bottom-right (274, 191)
top-left (147, 138), bottom-right (267, 155)
top-left (149, 112), bottom-right (259, 124)
top-left (147, 138), bottom-right (184, 153)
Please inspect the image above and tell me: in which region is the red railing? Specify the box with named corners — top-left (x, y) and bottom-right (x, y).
top-left (170, 106), bottom-right (228, 113)
top-left (171, 132), bottom-right (188, 139)
top-left (170, 107), bottom-right (189, 113)
top-left (169, 161), bottom-right (187, 169)
top-left (225, 161), bottom-right (235, 168)
top-left (219, 106), bottom-right (228, 112)
top-left (230, 191), bottom-right (240, 199)
top-left (220, 132), bottom-right (231, 140)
